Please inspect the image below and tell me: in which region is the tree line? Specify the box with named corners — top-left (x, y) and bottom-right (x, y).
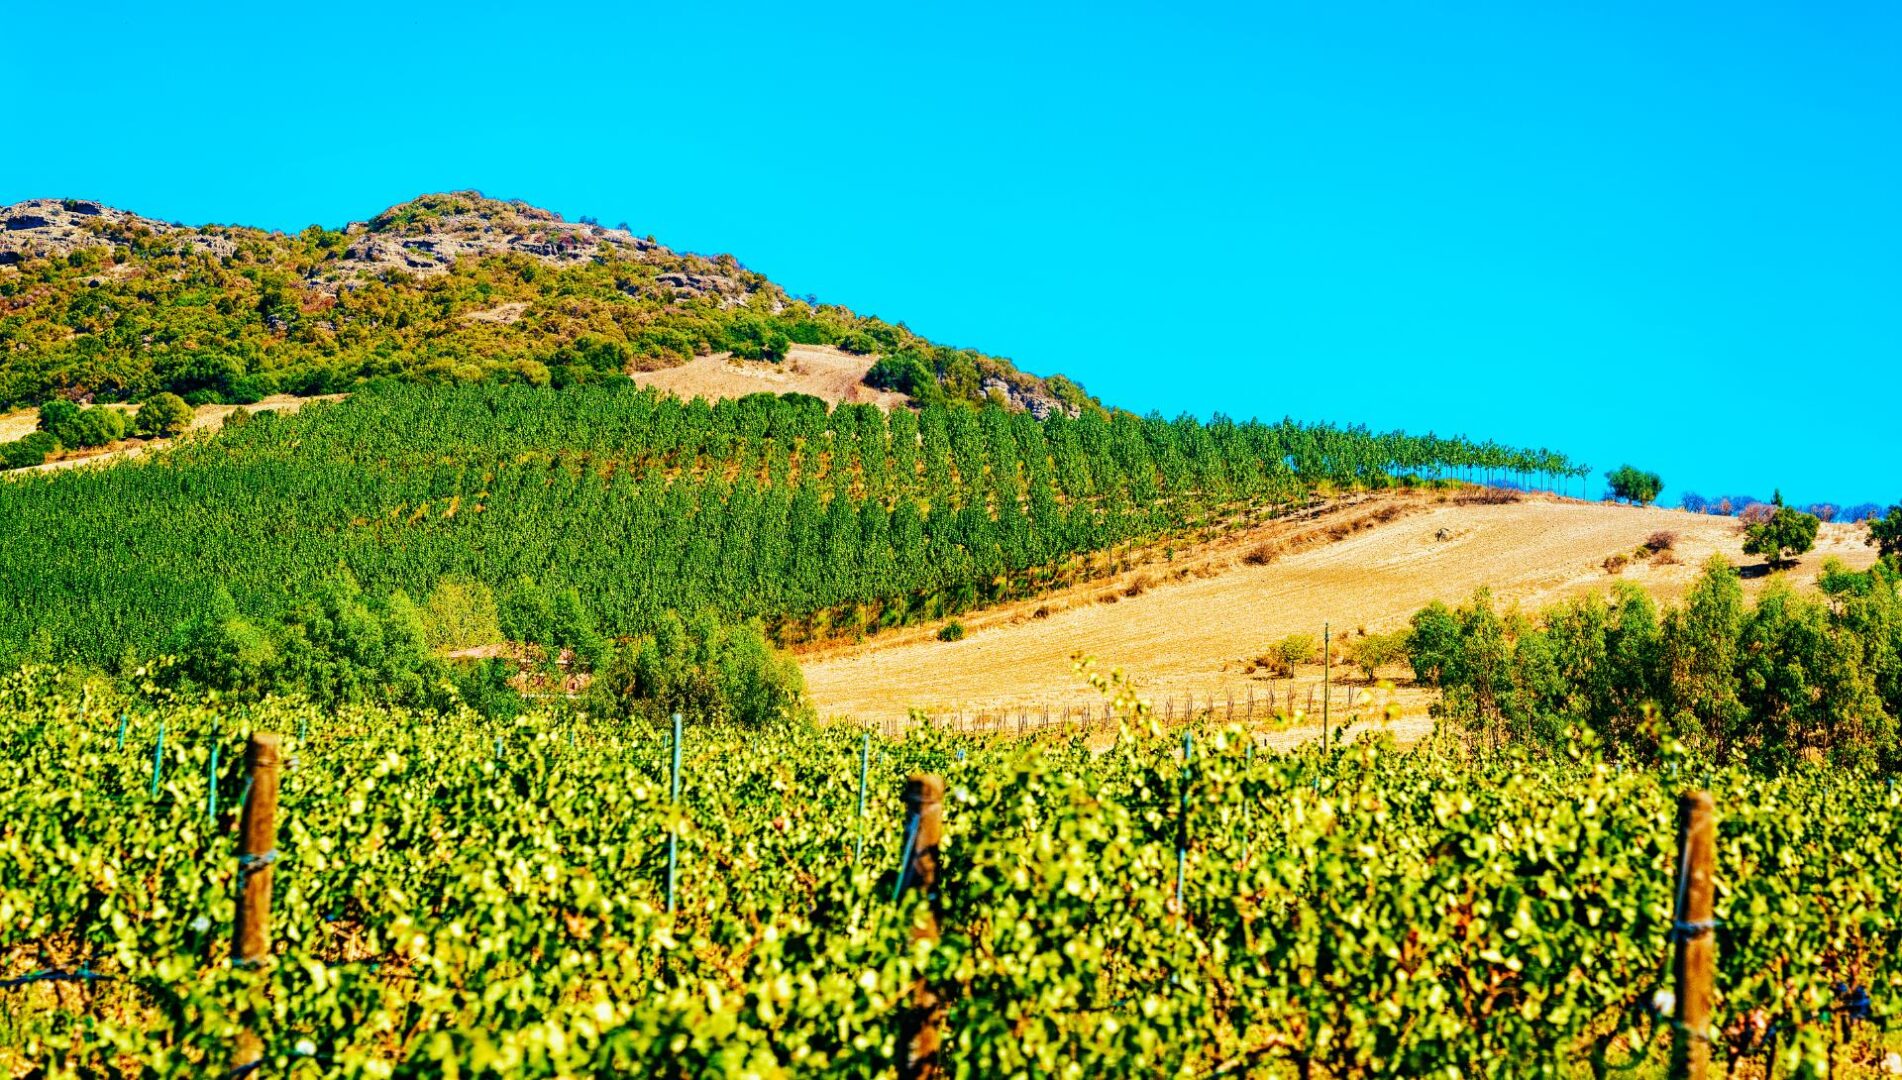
top-left (1408, 553), bottom-right (1902, 771)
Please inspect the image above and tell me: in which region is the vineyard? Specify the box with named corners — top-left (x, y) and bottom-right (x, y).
top-left (4, 669), bottom-right (1898, 1077)
top-left (0, 381), bottom-right (1584, 673)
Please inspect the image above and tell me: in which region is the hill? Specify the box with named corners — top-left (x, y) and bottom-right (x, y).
top-left (0, 192), bottom-right (1089, 415)
top-left (799, 491), bottom-right (1882, 732)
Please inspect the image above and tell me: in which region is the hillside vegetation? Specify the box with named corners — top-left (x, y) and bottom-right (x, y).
top-left (0, 382), bottom-right (1581, 709)
top-left (0, 192), bottom-right (1088, 415)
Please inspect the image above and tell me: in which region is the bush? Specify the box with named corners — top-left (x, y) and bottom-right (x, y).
top-left (937, 620), bottom-right (967, 642)
top-left (1, 431), bottom-right (59, 470)
top-left (40, 401), bottom-right (130, 449)
top-left (1259, 632), bottom-right (1319, 676)
top-left (1642, 531), bottom-right (1677, 554)
top-left (1603, 553), bottom-right (1629, 575)
top-left (1241, 543), bottom-right (1278, 566)
top-left (134, 392), bottom-right (193, 439)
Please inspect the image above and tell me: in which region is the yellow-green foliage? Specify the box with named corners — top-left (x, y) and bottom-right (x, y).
top-left (3, 674), bottom-right (1896, 1073)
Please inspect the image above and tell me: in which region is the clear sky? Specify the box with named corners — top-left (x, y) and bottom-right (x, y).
top-left (5, 2), bottom-right (1897, 507)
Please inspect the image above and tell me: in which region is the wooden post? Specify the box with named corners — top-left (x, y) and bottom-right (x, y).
top-left (1322, 621), bottom-right (1331, 747)
top-left (1670, 791), bottom-right (1716, 1080)
top-left (855, 731), bottom-right (871, 863)
top-left (897, 774), bottom-right (945, 1080)
top-left (231, 732), bottom-right (282, 1071)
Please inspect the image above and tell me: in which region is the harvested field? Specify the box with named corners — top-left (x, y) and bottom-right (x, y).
top-left (798, 493), bottom-right (1879, 738)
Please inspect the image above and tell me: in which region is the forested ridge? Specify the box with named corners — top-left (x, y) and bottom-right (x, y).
top-left (0, 192), bottom-right (1088, 413)
top-left (0, 382), bottom-right (1581, 684)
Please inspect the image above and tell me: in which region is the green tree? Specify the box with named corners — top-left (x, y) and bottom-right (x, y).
top-left (1346, 629), bottom-right (1409, 683)
top-left (134, 392), bottom-right (193, 439)
top-left (1605, 465), bottom-right (1663, 505)
top-left (1662, 556), bottom-right (1747, 756)
top-left (1742, 505), bottom-right (1820, 567)
top-left (1868, 504), bottom-right (1902, 562)
top-left (1405, 602), bottom-right (1461, 687)
top-left (421, 576), bottom-right (504, 651)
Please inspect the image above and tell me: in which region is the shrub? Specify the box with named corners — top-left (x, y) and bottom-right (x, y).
top-left (1603, 554), bottom-right (1629, 575)
top-left (1124, 575), bottom-right (1152, 598)
top-left (937, 620), bottom-right (966, 642)
top-left (1642, 531), bottom-right (1677, 554)
top-left (1259, 632), bottom-right (1320, 677)
top-left (134, 392), bottom-right (193, 439)
top-left (0, 431), bottom-right (59, 470)
top-left (1241, 543), bottom-right (1277, 566)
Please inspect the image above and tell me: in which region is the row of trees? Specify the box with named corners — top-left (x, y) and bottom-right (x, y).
top-left (1408, 554), bottom-right (1902, 771)
top-left (0, 382), bottom-right (1579, 673)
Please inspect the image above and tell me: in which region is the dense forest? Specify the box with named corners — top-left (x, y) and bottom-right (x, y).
top-left (0, 382), bottom-right (1582, 709)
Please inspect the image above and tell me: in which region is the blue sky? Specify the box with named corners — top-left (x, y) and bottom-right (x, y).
top-left (5, 1), bottom-right (1897, 507)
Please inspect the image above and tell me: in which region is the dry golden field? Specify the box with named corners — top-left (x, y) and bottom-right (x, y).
top-left (798, 492), bottom-right (1879, 739)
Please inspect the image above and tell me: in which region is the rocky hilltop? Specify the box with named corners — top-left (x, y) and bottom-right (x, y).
top-left (0, 191), bottom-right (753, 302)
top-left (0, 192), bottom-right (1090, 416)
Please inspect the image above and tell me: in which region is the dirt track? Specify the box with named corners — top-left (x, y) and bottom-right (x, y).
top-left (798, 493), bottom-right (1879, 730)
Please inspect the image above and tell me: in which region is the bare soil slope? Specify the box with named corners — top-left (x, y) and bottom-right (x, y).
top-left (628, 346), bottom-right (908, 409)
top-left (798, 494), bottom-right (1878, 732)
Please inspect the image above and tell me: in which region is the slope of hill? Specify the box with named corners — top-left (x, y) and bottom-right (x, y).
top-left (0, 192), bottom-right (1086, 415)
top-left (798, 492), bottom-right (1881, 728)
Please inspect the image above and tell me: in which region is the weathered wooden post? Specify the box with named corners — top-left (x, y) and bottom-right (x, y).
top-left (897, 774), bottom-right (945, 1080)
top-left (1670, 790), bottom-right (1716, 1080)
top-left (231, 732), bottom-right (283, 1070)
top-left (1322, 621), bottom-right (1331, 747)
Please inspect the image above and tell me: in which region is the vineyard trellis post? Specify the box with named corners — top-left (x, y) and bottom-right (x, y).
top-left (206, 741), bottom-right (221, 824)
top-left (896, 774), bottom-right (945, 1080)
top-left (1670, 790), bottom-right (1716, 1080)
top-left (854, 730), bottom-right (871, 862)
top-left (231, 731), bottom-right (283, 1071)
top-left (667, 712), bottom-right (683, 914)
top-left (150, 721), bottom-right (165, 798)
top-left (1322, 621), bottom-right (1331, 748)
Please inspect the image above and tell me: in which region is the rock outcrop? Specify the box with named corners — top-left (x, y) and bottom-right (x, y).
top-left (0, 191), bottom-right (756, 302)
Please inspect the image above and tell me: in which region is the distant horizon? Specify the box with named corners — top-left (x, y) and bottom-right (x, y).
top-left (5, 1), bottom-right (1898, 510)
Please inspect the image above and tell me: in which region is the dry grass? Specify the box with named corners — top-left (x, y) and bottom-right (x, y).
top-left (798, 493), bottom-right (1879, 729)
top-left (627, 345), bottom-right (910, 410)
